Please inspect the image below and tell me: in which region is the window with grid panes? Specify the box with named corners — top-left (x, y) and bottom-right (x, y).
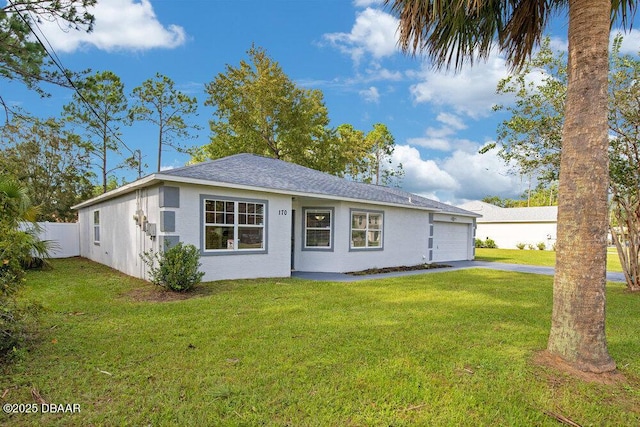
top-left (203, 199), bottom-right (265, 251)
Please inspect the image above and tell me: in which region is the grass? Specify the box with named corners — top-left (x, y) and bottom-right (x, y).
top-left (476, 247), bottom-right (624, 272)
top-left (1, 257), bottom-right (639, 425)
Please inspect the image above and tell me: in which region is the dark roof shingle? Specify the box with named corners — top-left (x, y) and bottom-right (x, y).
top-left (161, 154), bottom-right (475, 216)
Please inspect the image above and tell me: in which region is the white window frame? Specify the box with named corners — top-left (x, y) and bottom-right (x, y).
top-left (303, 208), bottom-right (333, 250)
top-left (350, 210), bottom-right (384, 250)
top-left (93, 210), bottom-right (100, 244)
top-left (202, 197), bottom-right (266, 254)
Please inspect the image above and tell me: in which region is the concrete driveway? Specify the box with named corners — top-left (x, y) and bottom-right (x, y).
top-left (292, 260), bottom-right (626, 283)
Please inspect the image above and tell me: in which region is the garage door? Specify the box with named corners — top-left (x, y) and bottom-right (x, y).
top-left (432, 222), bottom-right (470, 262)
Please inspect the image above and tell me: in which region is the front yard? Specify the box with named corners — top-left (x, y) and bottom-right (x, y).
top-left (476, 247), bottom-right (624, 272)
top-left (1, 256), bottom-right (639, 425)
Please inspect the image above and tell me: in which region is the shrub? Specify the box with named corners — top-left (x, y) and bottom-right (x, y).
top-left (537, 242), bottom-right (546, 250)
top-left (141, 242), bottom-right (205, 292)
top-left (516, 243), bottom-right (526, 250)
top-left (476, 237), bottom-right (498, 249)
top-left (483, 238), bottom-right (497, 249)
top-left (527, 244), bottom-right (536, 250)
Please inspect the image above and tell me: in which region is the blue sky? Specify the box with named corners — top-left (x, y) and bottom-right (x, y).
top-left (4, 0), bottom-right (640, 204)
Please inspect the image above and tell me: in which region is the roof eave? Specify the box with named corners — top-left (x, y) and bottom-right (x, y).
top-left (72, 173), bottom-right (480, 216)
top-left (71, 174), bottom-right (161, 210)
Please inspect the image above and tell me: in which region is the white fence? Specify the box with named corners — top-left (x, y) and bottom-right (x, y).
top-left (27, 222), bottom-right (80, 258)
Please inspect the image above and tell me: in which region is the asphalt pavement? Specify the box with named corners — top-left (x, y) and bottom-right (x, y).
top-left (291, 260), bottom-right (627, 283)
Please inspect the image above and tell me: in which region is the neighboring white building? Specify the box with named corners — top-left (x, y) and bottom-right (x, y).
top-left (458, 201), bottom-right (557, 250)
top-left (73, 154), bottom-right (479, 281)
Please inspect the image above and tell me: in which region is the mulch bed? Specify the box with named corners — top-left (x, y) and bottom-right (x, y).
top-left (347, 263), bottom-right (451, 276)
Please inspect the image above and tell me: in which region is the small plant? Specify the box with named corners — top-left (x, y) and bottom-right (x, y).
top-left (141, 242), bottom-right (205, 292)
top-left (527, 244), bottom-right (536, 250)
top-left (516, 243), bottom-right (526, 250)
top-left (536, 242), bottom-right (546, 250)
top-left (475, 237), bottom-right (498, 249)
top-left (483, 238), bottom-right (497, 249)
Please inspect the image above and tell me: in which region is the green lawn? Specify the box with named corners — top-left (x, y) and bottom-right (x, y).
top-left (476, 247), bottom-right (624, 272)
top-left (1, 258), bottom-right (639, 425)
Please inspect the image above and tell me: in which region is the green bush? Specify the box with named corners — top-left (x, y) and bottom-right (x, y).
top-left (475, 237), bottom-right (498, 249)
top-left (516, 243), bottom-right (526, 250)
top-left (141, 242), bottom-right (205, 292)
top-left (537, 242), bottom-right (546, 250)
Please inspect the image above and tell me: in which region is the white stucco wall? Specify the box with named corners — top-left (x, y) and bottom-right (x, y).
top-left (78, 183), bottom-right (476, 280)
top-left (476, 222), bottom-right (557, 250)
top-left (176, 184), bottom-right (292, 281)
top-left (78, 187), bottom-right (160, 278)
top-left (293, 199), bottom-right (435, 273)
top-left (78, 183), bottom-right (293, 282)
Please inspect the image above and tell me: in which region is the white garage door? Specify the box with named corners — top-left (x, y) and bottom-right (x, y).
top-left (433, 222), bottom-right (470, 262)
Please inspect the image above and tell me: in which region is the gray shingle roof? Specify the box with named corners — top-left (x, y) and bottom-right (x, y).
top-left (458, 200), bottom-right (557, 222)
top-left (161, 154), bottom-right (476, 216)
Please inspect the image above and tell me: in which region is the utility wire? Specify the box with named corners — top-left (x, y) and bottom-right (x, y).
top-left (11, 3), bottom-right (138, 162)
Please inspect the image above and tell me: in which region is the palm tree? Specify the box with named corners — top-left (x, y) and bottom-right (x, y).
top-left (384, 0), bottom-right (636, 373)
top-left (0, 177), bottom-right (51, 284)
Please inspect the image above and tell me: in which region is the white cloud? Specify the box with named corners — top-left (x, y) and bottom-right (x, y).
top-left (393, 142), bottom-right (523, 203)
top-left (35, 0), bottom-right (187, 53)
top-left (406, 112), bottom-right (474, 152)
top-left (353, 0), bottom-right (384, 7)
top-left (436, 112), bottom-right (467, 130)
top-left (359, 86), bottom-right (380, 103)
top-left (392, 145), bottom-right (458, 195)
top-left (441, 144), bottom-right (522, 201)
top-left (410, 52), bottom-right (511, 118)
top-left (323, 8), bottom-right (399, 64)
top-left (407, 137), bottom-right (452, 151)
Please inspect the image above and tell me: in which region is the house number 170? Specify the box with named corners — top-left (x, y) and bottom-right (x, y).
top-left (278, 210), bottom-right (288, 216)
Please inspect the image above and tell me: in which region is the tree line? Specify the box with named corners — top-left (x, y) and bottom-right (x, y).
top-left (2, 43), bottom-right (403, 222)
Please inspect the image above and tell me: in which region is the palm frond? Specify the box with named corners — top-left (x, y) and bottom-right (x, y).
top-left (611, 0), bottom-right (638, 28)
top-left (385, 0), bottom-right (637, 71)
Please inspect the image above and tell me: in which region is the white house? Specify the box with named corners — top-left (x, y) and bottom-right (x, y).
top-left (73, 154), bottom-right (479, 281)
top-left (458, 201), bottom-right (557, 250)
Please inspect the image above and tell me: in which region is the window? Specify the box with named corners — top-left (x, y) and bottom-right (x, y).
top-left (203, 198), bottom-right (265, 252)
top-left (304, 209), bottom-right (332, 249)
top-left (93, 210), bottom-right (100, 244)
top-left (351, 211), bottom-right (383, 249)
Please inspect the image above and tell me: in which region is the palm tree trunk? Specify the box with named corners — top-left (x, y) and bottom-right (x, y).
top-left (547, 0), bottom-right (616, 373)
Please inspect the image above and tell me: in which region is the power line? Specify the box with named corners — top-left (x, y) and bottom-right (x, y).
top-left (10, 3), bottom-right (138, 162)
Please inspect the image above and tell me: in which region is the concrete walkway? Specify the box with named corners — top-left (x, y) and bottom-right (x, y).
top-left (292, 260), bottom-right (627, 283)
